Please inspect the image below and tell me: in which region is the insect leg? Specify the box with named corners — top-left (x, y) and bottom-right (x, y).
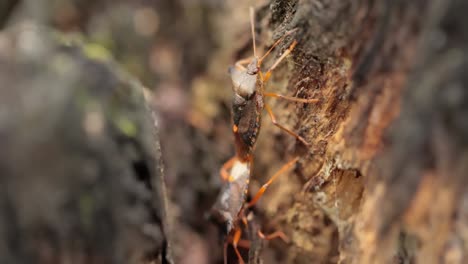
top-left (232, 227), bottom-right (246, 264)
top-left (262, 40), bottom-right (297, 82)
top-left (234, 57), bottom-right (254, 71)
top-left (257, 230), bottom-right (290, 243)
top-left (220, 156), bottom-right (237, 182)
top-left (264, 104), bottom-right (309, 146)
top-left (224, 231), bottom-right (250, 264)
top-left (227, 236), bottom-right (251, 248)
top-left (247, 157), bottom-right (299, 208)
top-left (264, 92), bottom-right (319, 103)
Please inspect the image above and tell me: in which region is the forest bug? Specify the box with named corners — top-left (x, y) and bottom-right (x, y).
top-left (209, 6), bottom-right (318, 264)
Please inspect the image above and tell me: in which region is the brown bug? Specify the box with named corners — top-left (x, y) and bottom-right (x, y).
top-left (209, 7), bottom-right (318, 264)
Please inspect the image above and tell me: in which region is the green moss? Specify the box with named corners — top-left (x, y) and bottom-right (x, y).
top-left (114, 115), bottom-right (138, 137)
top-left (54, 32), bottom-right (113, 62)
top-left (91, 31), bottom-right (116, 53)
top-left (83, 43), bottom-right (113, 62)
top-left (54, 31), bottom-right (86, 47)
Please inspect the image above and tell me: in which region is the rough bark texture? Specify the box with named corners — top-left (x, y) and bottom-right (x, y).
top-left (197, 0), bottom-right (468, 263)
top-left (1, 0), bottom-right (467, 264)
top-left (246, 0), bottom-right (468, 263)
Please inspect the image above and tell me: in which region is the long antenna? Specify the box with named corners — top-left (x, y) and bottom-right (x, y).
top-left (249, 6), bottom-right (257, 57)
top-left (258, 28), bottom-right (298, 65)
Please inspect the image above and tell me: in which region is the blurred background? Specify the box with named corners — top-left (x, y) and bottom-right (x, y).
top-left (0, 0), bottom-right (255, 263)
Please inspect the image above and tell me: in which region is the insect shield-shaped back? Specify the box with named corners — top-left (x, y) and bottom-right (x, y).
top-left (228, 59), bottom-right (259, 99)
top-left (209, 161), bottom-right (251, 237)
top-left (228, 59), bottom-right (263, 161)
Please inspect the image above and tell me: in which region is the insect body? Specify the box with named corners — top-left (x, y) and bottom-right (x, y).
top-left (230, 59), bottom-right (263, 163)
top-left (209, 7), bottom-right (318, 264)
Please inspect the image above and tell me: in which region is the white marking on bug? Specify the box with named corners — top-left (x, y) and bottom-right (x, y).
top-left (220, 187), bottom-right (230, 205)
top-left (229, 161), bottom-right (250, 181)
top-left (230, 67), bottom-right (257, 98)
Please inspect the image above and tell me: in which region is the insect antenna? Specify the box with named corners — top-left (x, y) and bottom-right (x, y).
top-left (258, 28), bottom-right (298, 66)
top-left (249, 6), bottom-right (257, 58)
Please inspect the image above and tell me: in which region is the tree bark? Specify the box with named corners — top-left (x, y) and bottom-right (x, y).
top-left (235, 0), bottom-right (468, 263)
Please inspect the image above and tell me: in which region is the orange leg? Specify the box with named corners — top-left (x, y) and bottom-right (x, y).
top-left (223, 237), bottom-right (250, 264)
top-left (235, 57), bottom-right (253, 71)
top-left (258, 29), bottom-right (298, 66)
top-left (264, 92), bottom-right (319, 104)
top-left (264, 104), bottom-right (309, 146)
top-left (232, 228), bottom-right (245, 264)
top-left (258, 230), bottom-right (290, 243)
top-left (262, 40), bottom-right (297, 82)
top-left (247, 157), bottom-right (299, 208)
top-left (220, 156), bottom-right (237, 182)
top-left (227, 236), bottom-right (251, 249)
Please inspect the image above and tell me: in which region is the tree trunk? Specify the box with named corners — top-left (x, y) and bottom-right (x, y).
top-left (237, 0), bottom-right (468, 263)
